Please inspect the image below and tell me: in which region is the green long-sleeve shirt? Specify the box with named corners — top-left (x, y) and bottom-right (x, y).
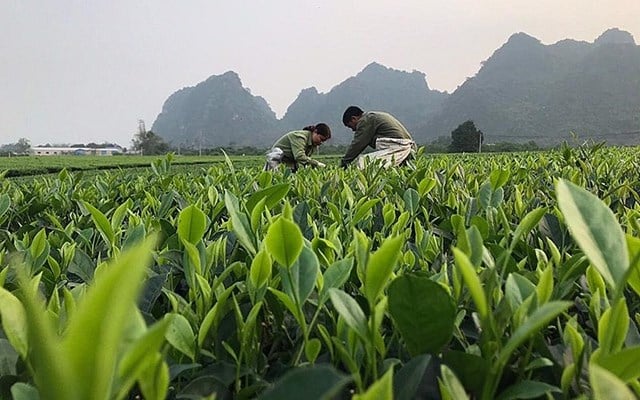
top-left (272, 130), bottom-right (320, 167)
top-left (341, 111), bottom-right (413, 167)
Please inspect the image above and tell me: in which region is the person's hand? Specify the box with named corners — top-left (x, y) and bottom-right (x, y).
top-left (316, 161), bottom-right (326, 167)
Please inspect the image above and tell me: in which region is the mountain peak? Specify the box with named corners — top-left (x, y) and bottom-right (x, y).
top-left (505, 32), bottom-right (542, 46)
top-left (362, 61), bottom-right (387, 72)
top-left (595, 28), bottom-right (636, 45)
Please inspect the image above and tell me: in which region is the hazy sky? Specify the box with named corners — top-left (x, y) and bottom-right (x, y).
top-left (2, 1), bottom-right (639, 147)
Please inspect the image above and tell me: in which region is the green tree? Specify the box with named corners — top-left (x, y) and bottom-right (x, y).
top-left (15, 138), bottom-right (31, 153)
top-left (449, 120), bottom-right (483, 153)
top-left (0, 138), bottom-right (31, 155)
top-left (132, 130), bottom-right (170, 155)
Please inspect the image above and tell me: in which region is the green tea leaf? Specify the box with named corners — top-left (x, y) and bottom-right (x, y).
top-left (138, 354), bottom-right (169, 400)
top-left (319, 258), bottom-right (353, 305)
top-left (177, 205), bottom-right (207, 245)
top-left (117, 316), bottom-right (172, 396)
top-left (281, 246), bottom-right (319, 305)
top-left (438, 365), bottom-right (469, 400)
top-left (246, 183), bottom-right (291, 213)
top-left (166, 313), bottom-right (196, 361)
top-left (496, 380), bottom-right (560, 400)
top-left (403, 188), bottom-right (420, 215)
top-left (598, 298), bottom-right (629, 355)
top-left (265, 217), bottom-right (303, 268)
top-left (250, 197), bottom-right (267, 232)
top-left (625, 234), bottom-right (640, 296)
top-left (304, 338), bottom-right (321, 364)
top-left (453, 248), bottom-right (488, 321)
top-left (364, 235), bottom-right (403, 305)
top-left (10, 382), bottom-right (40, 400)
top-left (388, 275), bottom-right (456, 355)
top-left (241, 301), bottom-right (263, 350)
top-left (110, 199), bottom-right (131, 233)
top-left (19, 275), bottom-right (72, 400)
top-left (353, 366), bottom-right (393, 400)
top-left (489, 169), bottom-right (510, 189)
top-left (351, 198), bottom-right (380, 226)
top-left (0, 193), bottom-right (10, 219)
top-left (257, 365), bottom-right (350, 400)
top-left (510, 207), bottom-right (546, 251)
top-left (0, 288), bottom-right (28, 359)
top-left (329, 289), bottom-right (369, 342)
top-left (497, 301), bottom-right (571, 366)
top-left (536, 266), bottom-right (554, 305)
top-left (596, 346), bottom-right (640, 382)
top-left (556, 179), bottom-right (628, 291)
top-left (441, 351), bottom-right (489, 395)
top-left (224, 191), bottom-right (257, 256)
top-left (62, 238), bottom-right (156, 399)
top-left (590, 364), bottom-right (636, 400)
top-left (81, 201), bottom-right (115, 249)
top-left (393, 355), bottom-right (431, 400)
top-left (250, 249), bottom-right (272, 289)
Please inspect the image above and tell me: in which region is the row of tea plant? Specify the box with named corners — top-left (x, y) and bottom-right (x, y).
top-left (1, 145), bottom-right (639, 399)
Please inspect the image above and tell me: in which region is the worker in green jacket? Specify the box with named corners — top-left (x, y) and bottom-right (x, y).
top-left (265, 123), bottom-right (331, 171)
top-left (341, 106), bottom-right (416, 168)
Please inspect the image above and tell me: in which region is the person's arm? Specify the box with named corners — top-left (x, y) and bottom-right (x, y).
top-left (340, 117), bottom-right (375, 167)
top-left (291, 136), bottom-right (320, 167)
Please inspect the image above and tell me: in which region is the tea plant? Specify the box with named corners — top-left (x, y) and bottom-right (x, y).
top-left (1, 146), bottom-right (640, 399)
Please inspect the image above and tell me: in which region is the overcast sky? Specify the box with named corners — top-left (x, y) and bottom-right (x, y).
top-left (1, 1), bottom-right (639, 147)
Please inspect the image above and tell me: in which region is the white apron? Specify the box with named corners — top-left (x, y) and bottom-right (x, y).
top-left (356, 138), bottom-right (415, 169)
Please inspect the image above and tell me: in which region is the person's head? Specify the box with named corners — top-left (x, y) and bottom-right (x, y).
top-left (342, 106), bottom-right (364, 131)
top-left (303, 123), bottom-right (332, 145)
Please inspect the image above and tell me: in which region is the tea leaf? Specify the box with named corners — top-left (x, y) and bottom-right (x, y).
top-left (265, 217), bottom-right (303, 268)
top-left (304, 338), bottom-right (321, 364)
top-left (10, 383), bottom-right (40, 400)
top-left (117, 316), bottom-right (172, 397)
top-left (177, 205), bottom-right (207, 245)
top-left (319, 258), bottom-right (353, 305)
top-left (81, 201), bottom-right (115, 249)
top-left (0, 288), bottom-right (28, 359)
top-left (353, 366), bottom-right (393, 400)
top-left (224, 191), bottom-right (257, 256)
top-left (281, 246), bottom-right (319, 305)
top-left (166, 313), bottom-right (196, 361)
top-left (329, 289), bottom-right (369, 342)
top-left (510, 207), bottom-right (546, 250)
top-left (0, 193), bottom-right (10, 219)
top-left (598, 298), bottom-right (629, 355)
top-left (438, 365), bottom-right (469, 400)
top-left (257, 365), bottom-right (350, 400)
top-left (364, 235), bottom-right (403, 305)
top-left (250, 249), bottom-right (272, 289)
top-left (246, 183), bottom-right (290, 212)
top-left (590, 364), bottom-right (635, 400)
top-left (393, 354), bottom-right (431, 400)
top-left (62, 238), bottom-right (155, 399)
top-left (497, 301), bottom-right (571, 366)
top-left (596, 345), bottom-right (640, 382)
top-left (388, 274), bottom-right (456, 355)
top-left (556, 179), bottom-right (628, 291)
top-left (453, 248), bottom-right (488, 321)
top-left (496, 380), bottom-right (560, 400)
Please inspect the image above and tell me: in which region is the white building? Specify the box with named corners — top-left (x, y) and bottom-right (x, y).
top-left (30, 147), bottom-right (123, 156)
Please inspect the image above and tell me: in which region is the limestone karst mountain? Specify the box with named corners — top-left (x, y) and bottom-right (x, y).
top-left (152, 28), bottom-right (640, 148)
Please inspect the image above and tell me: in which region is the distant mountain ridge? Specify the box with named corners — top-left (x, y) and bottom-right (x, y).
top-left (152, 28), bottom-right (640, 147)
top-left (418, 28), bottom-right (640, 145)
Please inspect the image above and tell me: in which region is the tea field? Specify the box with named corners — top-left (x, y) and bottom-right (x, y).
top-left (0, 154), bottom-right (263, 177)
top-left (1, 144), bottom-right (639, 399)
